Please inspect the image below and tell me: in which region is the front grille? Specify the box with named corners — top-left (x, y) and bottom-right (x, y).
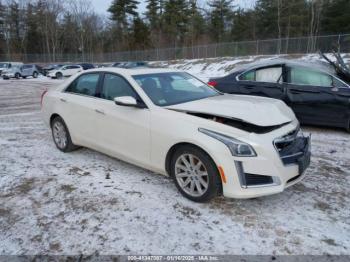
top-left (274, 128), bottom-right (308, 165)
top-left (274, 128), bottom-right (299, 152)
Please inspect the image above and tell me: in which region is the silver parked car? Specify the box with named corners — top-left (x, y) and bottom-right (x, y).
top-left (2, 64), bottom-right (41, 79)
top-left (20, 64), bottom-right (41, 78)
top-left (2, 66), bottom-right (22, 79)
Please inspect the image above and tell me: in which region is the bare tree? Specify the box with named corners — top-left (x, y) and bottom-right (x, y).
top-left (66, 0), bottom-right (96, 61)
top-left (308, 0), bottom-right (324, 52)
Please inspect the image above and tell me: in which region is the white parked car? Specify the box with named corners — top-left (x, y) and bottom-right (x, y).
top-left (0, 62), bottom-right (23, 75)
top-left (48, 65), bottom-right (82, 79)
top-left (41, 68), bottom-right (311, 202)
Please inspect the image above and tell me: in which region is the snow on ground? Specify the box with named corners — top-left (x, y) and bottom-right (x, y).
top-left (151, 53), bottom-right (350, 82)
top-left (0, 57), bottom-right (350, 255)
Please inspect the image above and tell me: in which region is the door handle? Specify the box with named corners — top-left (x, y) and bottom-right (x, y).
top-left (95, 109), bottom-right (105, 115)
top-left (60, 98), bottom-right (67, 102)
top-left (331, 87), bottom-right (339, 92)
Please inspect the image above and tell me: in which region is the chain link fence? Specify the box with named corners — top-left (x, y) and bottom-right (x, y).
top-left (1, 34), bottom-right (350, 63)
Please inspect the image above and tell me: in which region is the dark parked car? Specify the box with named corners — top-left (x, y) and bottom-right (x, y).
top-left (111, 62), bottom-right (124, 67)
top-left (42, 64), bottom-right (64, 76)
top-left (208, 59), bottom-right (350, 131)
top-left (114, 61), bottom-right (149, 69)
top-left (78, 63), bottom-right (95, 70)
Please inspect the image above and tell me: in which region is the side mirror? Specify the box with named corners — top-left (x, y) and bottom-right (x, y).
top-left (114, 96), bottom-right (139, 107)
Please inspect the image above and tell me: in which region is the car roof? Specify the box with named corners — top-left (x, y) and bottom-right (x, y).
top-left (233, 58), bottom-right (335, 74)
top-left (83, 67), bottom-right (180, 76)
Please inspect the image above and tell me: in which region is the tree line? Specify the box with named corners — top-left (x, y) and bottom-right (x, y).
top-left (0, 0), bottom-right (349, 60)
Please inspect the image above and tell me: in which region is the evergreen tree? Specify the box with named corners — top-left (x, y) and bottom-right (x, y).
top-left (321, 0), bottom-right (350, 34)
top-left (145, 0), bottom-right (160, 30)
top-left (25, 3), bottom-right (43, 54)
top-left (131, 16), bottom-right (151, 49)
top-left (208, 0), bottom-right (234, 42)
top-left (255, 0), bottom-right (278, 39)
top-left (0, 0), bottom-right (7, 54)
top-left (230, 8), bottom-right (256, 41)
top-left (162, 0), bottom-right (189, 48)
top-left (108, 0), bottom-right (139, 30)
top-left (186, 0), bottom-right (206, 46)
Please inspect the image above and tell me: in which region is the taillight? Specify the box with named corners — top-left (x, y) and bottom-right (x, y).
top-left (208, 81), bottom-right (218, 87)
top-left (41, 89), bottom-right (48, 108)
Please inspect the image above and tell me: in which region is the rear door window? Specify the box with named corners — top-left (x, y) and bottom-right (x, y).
top-left (239, 66), bottom-right (283, 83)
top-left (255, 67), bottom-right (283, 83)
top-left (65, 73), bottom-right (100, 96)
top-left (239, 70), bottom-right (255, 81)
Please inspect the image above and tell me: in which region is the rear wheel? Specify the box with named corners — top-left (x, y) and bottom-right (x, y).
top-left (51, 116), bottom-right (78, 152)
top-left (170, 145), bottom-right (222, 202)
top-left (15, 73), bottom-right (21, 79)
top-left (33, 71), bottom-right (38, 78)
top-left (56, 72), bottom-right (63, 79)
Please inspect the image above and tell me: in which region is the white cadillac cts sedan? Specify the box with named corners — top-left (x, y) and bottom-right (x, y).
top-left (41, 68), bottom-right (311, 202)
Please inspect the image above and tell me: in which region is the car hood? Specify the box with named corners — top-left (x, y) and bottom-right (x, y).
top-left (165, 94), bottom-right (295, 127)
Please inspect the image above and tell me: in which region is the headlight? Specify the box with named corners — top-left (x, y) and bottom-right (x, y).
top-left (296, 128), bottom-right (304, 138)
top-left (199, 128), bottom-right (257, 157)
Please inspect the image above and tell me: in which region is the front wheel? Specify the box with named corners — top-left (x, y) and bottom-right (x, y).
top-left (170, 145), bottom-right (222, 202)
top-left (56, 72), bottom-right (63, 79)
top-left (51, 116), bottom-right (78, 152)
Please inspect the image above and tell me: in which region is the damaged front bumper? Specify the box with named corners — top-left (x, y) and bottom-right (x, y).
top-left (213, 125), bottom-right (311, 198)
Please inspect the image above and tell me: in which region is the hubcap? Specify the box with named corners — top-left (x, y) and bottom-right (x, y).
top-left (52, 121), bottom-right (67, 149)
top-left (175, 154), bottom-right (209, 197)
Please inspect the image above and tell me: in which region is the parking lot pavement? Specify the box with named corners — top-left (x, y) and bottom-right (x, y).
top-left (0, 79), bottom-right (349, 255)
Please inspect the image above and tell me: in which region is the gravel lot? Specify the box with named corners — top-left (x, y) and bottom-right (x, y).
top-left (0, 78), bottom-right (349, 255)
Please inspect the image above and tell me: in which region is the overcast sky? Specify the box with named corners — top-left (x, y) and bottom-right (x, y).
top-left (90, 0), bottom-right (256, 16)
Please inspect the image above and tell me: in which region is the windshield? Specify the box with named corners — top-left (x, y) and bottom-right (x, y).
top-left (0, 63), bottom-right (9, 68)
top-left (133, 72), bottom-right (220, 106)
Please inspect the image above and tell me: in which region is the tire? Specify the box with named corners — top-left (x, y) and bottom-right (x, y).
top-left (33, 71), bottom-right (38, 78)
top-left (15, 73), bottom-right (21, 79)
top-left (51, 116), bottom-right (78, 152)
top-left (170, 145), bottom-right (222, 202)
top-left (56, 72), bottom-right (63, 79)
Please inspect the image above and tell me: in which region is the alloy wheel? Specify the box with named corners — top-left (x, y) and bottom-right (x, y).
top-left (175, 153), bottom-right (209, 197)
top-left (52, 121), bottom-right (68, 149)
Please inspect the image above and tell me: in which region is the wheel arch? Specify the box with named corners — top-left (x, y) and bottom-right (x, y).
top-left (165, 142), bottom-right (223, 195)
top-left (165, 142), bottom-right (218, 176)
top-left (50, 113), bottom-right (61, 127)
